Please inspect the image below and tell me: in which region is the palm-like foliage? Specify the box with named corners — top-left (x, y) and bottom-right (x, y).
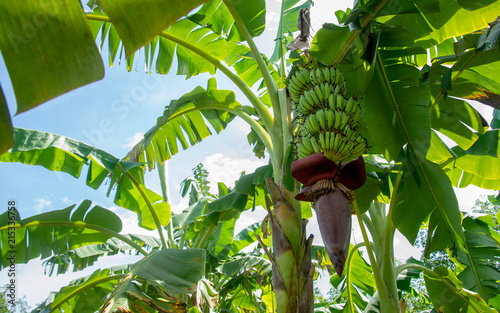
top-left (1, 0), bottom-right (500, 312)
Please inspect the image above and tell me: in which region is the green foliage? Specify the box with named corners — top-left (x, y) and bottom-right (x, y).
top-left (1, 0), bottom-right (500, 312)
top-left (130, 78), bottom-right (241, 169)
top-left (0, 0), bottom-right (104, 114)
top-left (0, 201), bottom-right (123, 270)
top-left (0, 286), bottom-right (30, 313)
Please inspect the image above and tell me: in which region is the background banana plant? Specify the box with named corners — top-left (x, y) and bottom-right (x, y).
top-left (1, 0), bottom-right (500, 312)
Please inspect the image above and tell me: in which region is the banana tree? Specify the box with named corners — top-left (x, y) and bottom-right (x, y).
top-left (0, 131), bottom-right (279, 312)
top-left (1, 0), bottom-right (500, 312)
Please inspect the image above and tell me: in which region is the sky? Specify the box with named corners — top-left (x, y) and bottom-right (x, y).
top-left (0, 0), bottom-right (497, 309)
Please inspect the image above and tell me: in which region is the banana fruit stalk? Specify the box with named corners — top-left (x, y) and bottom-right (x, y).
top-left (289, 66), bottom-right (368, 164)
top-left (289, 66), bottom-right (369, 277)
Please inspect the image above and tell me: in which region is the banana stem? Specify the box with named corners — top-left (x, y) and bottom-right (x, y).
top-left (221, 0), bottom-right (284, 183)
top-left (346, 242), bottom-right (366, 313)
top-left (353, 199), bottom-right (388, 309)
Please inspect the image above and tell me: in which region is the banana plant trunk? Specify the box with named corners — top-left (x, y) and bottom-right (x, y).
top-left (266, 178), bottom-right (314, 313)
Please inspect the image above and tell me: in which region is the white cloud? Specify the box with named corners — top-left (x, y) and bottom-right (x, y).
top-left (61, 197), bottom-right (73, 205)
top-left (122, 132), bottom-right (144, 149)
top-left (267, 11), bottom-right (280, 31)
top-left (33, 198), bottom-right (52, 214)
top-left (202, 153), bottom-right (267, 192)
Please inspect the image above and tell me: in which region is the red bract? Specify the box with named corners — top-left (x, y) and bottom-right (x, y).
top-left (315, 189), bottom-right (352, 277)
top-left (290, 152), bottom-right (338, 186)
top-left (291, 153), bottom-right (367, 277)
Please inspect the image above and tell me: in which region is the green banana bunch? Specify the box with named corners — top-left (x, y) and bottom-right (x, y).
top-left (289, 66), bottom-right (368, 163)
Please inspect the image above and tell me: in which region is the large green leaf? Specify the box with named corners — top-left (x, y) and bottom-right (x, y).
top-left (43, 234), bottom-right (162, 276)
top-left (100, 0), bottom-right (208, 55)
top-left (431, 96), bottom-right (488, 150)
top-left (309, 24), bottom-right (354, 65)
top-left (102, 249), bottom-right (205, 312)
top-left (442, 131), bottom-right (500, 189)
top-left (35, 266), bottom-right (129, 313)
top-left (228, 222), bottom-right (262, 256)
top-left (128, 78), bottom-right (240, 169)
top-left (88, 13), bottom-right (241, 78)
top-left (218, 255), bottom-right (272, 279)
top-left (361, 62), bottom-right (431, 161)
top-left (393, 155), bottom-right (464, 253)
top-left (226, 0), bottom-right (266, 40)
top-left (0, 200), bottom-right (122, 270)
top-left (0, 86), bottom-right (13, 154)
top-left (453, 214), bottom-right (500, 303)
top-left (414, 0), bottom-right (500, 47)
top-left (0, 0), bottom-right (104, 114)
top-left (424, 266), bottom-right (496, 312)
top-left (189, 0), bottom-right (266, 43)
top-left (0, 127), bottom-right (117, 177)
top-left (0, 128), bottom-right (170, 230)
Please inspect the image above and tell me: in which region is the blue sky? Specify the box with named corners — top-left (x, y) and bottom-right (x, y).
top-left (0, 0), bottom-right (496, 309)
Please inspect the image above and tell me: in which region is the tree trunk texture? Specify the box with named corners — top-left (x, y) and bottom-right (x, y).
top-left (266, 178), bottom-right (314, 313)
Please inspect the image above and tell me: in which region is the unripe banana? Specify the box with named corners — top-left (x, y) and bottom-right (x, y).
top-left (298, 96), bottom-right (313, 114)
top-left (306, 115), bottom-right (320, 134)
top-left (336, 94), bottom-right (346, 111)
top-left (340, 112), bottom-right (349, 128)
top-left (309, 87), bottom-right (319, 104)
top-left (350, 107), bottom-right (361, 127)
top-left (345, 97), bottom-right (355, 114)
top-left (310, 69), bottom-right (319, 85)
top-left (288, 84), bottom-right (300, 98)
top-left (328, 94), bottom-right (336, 111)
top-left (350, 140), bottom-right (366, 159)
top-left (315, 85), bottom-right (324, 103)
top-left (332, 133), bottom-right (341, 152)
top-left (337, 139), bottom-right (351, 158)
top-left (294, 71), bottom-right (307, 86)
top-left (319, 132), bottom-right (326, 150)
top-left (323, 83), bottom-right (331, 103)
top-left (310, 136), bottom-right (321, 152)
top-left (302, 136), bottom-right (314, 152)
top-left (326, 110), bottom-right (334, 129)
top-left (315, 68), bottom-right (324, 84)
top-left (330, 67), bottom-right (337, 85)
top-left (303, 91), bottom-right (316, 108)
top-left (316, 109), bottom-right (326, 130)
top-left (334, 110), bottom-right (342, 129)
top-left (344, 125), bottom-right (354, 141)
top-left (325, 131), bottom-right (331, 150)
top-left (296, 143), bottom-right (312, 158)
top-left (329, 132), bottom-right (336, 151)
top-left (291, 66), bottom-right (368, 164)
top-left (289, 75), bottom-right (303, 91)
top-left (333, 85), bottom-right (340, 102)
top-left (301, 69), bottom-right (311, 86)
top-left (323, 67), bottom-right (332, 84)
